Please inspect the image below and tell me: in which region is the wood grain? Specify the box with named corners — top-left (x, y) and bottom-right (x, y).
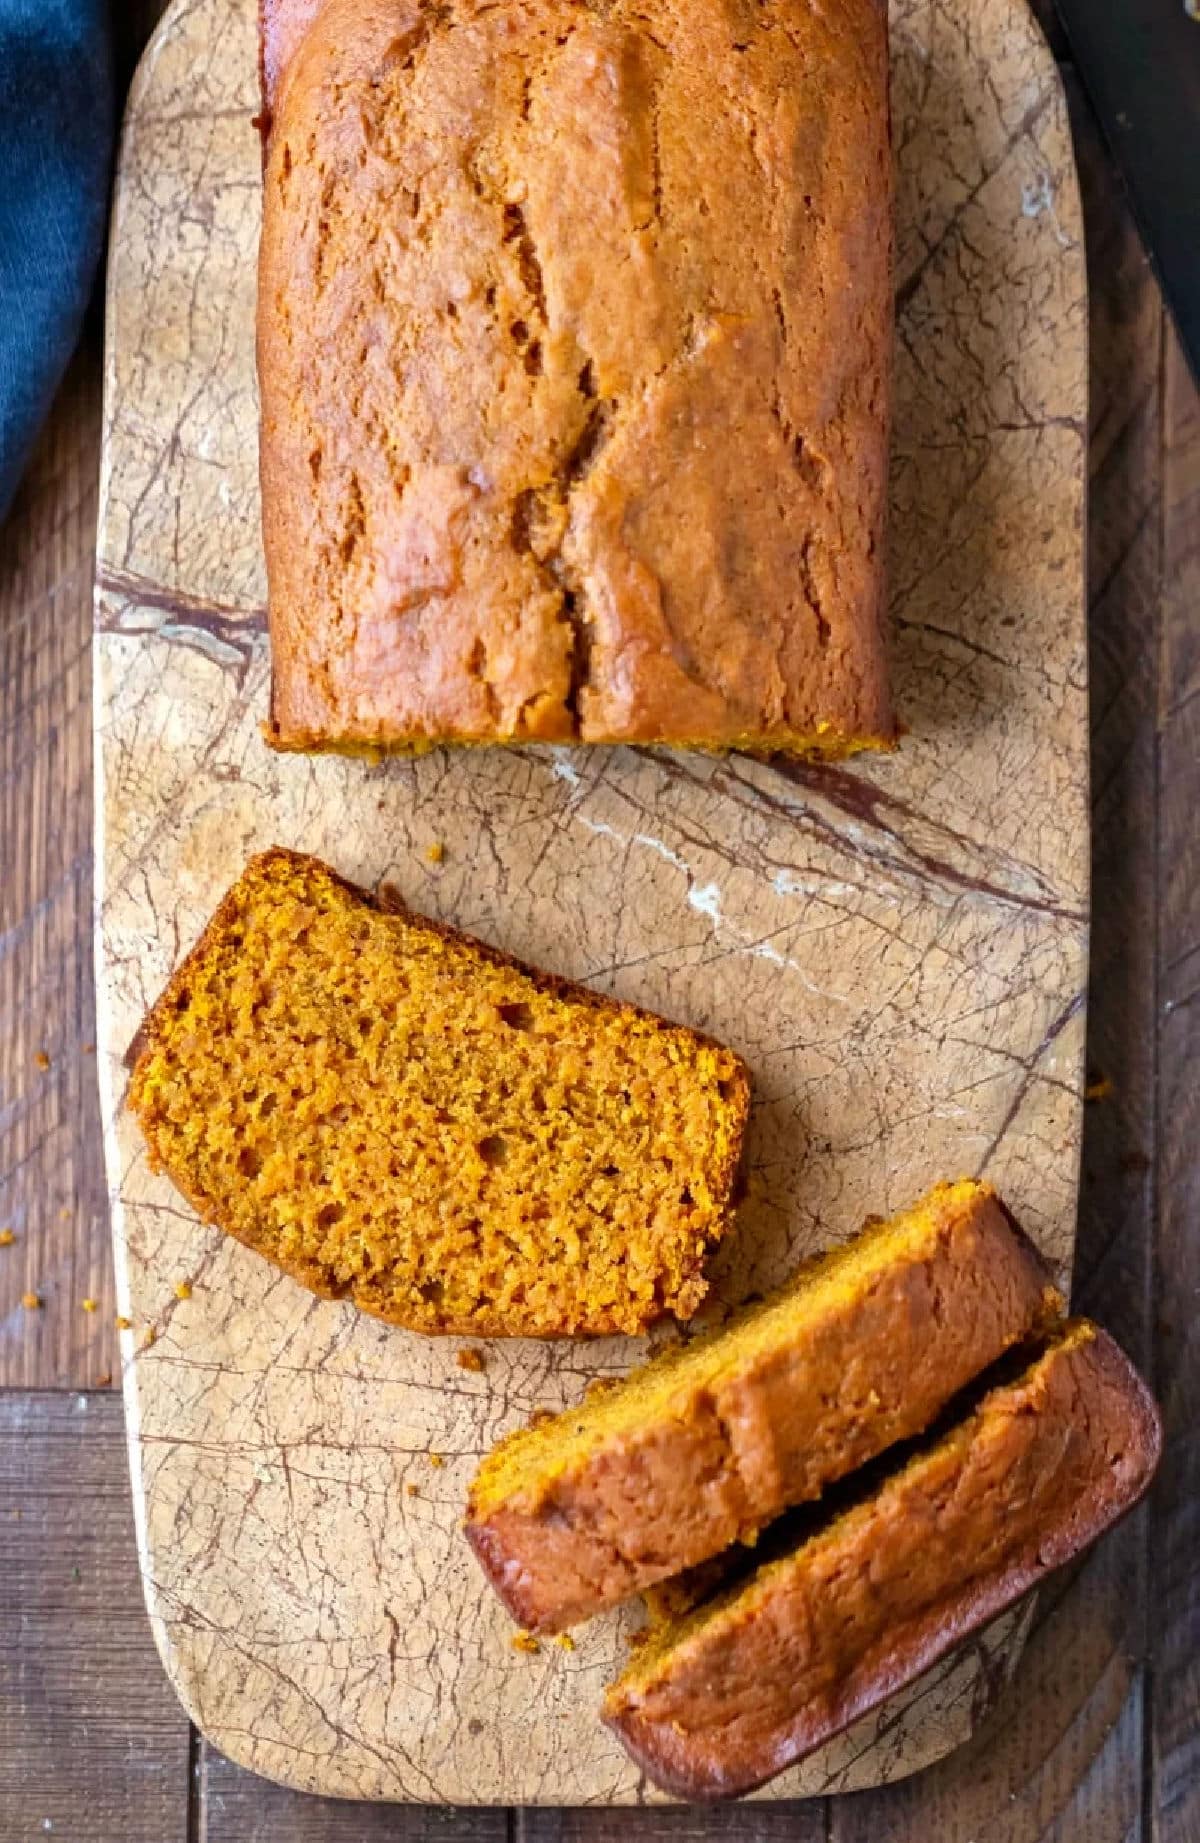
top-left (200, 1741), bottom-right (509, 1840)
top-left (1150, 329), bottom-right (1200, 1843)
top-left (515, 1811), bottom-right (825, 1840)
top-left (0, 329), bottom-right (116, 1390)
top-left (0, 1390), bottom-right (191, 1839)
top-left (0, 0), bottom-right (175, 1393)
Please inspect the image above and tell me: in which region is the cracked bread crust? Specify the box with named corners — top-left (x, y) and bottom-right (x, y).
top-left (603, 1324), bottom-right (1162, 1800)
top-left (257, 0), bottom-right (894, 752)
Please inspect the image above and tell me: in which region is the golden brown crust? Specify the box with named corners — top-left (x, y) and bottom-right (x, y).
top-left (256, 0), bottom-right (894, 753)
top-left (603, 1324), bottom-right (1162, 1800)
top-left (128, 849), bottom-right (750, 1338)
top-left (259, 0), bottom-right (324, 128)
top-left (465, 1181), bottom-right (1061, 1629)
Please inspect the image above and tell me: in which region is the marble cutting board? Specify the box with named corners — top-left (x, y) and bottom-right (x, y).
top-left (93, 0), bottom-right (1089, 1804)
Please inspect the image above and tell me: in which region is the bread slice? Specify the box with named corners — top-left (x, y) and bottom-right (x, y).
top-left (604, 1322), bottom-right (1161, 1800)
top-left (466, 1181), bottom-right (1062, 1628)
top-left (128, 849), bottom-right (749, 1337)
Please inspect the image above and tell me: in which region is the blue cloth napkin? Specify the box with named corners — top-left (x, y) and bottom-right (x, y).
top-left (0, 0), bottom-right (113, 522)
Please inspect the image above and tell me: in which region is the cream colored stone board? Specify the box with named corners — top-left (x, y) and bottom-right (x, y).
top-left (94, 0), bottom-right (1088, 1804)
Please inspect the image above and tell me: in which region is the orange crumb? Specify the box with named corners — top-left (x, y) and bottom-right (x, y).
top-left (429, 1452), bottom-right (445, 1469)
top-left (34, 1051), bottom-right (50, 1071)
top-left (123, 849), bottom-right (748, 1339)
top-left (22, 1292), bottom-right (42, 1311)
top-left (59, 1207), bottom-right (71, 1221)
top-left (456, 1347), bottom-right (485, 1373)
top-left (405, 1481), bottom-right (420, 1498)
top-left (555, 1633), bottom-right (576, 1651)
top-left (0, 1230), bottom-right (15, 1247)
top-left (425, 841), bottom-right (445, 864)
top-left (94, 1372), bottom-right (112, 1388)
top-left (143, 1327), bottom-right (157, 1349)
top-left (81, 1298), bottom-right (98, 1314)
top-left (115, 1315), bottom-right (132, 1331)
top-left (83, 1043), bottom-right (95, 1055)
top-left (174, 1280), bottom-right (192, 1300)
top-left (511, 1632), bottom-right (540, 1655)
top-left (1085, 1076), bottom-right (1115, 1102)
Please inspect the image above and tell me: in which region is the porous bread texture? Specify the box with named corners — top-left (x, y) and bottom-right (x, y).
top-left (257, 0), bottom-right (894, 753)
top-left (128, 849), bottom-right (750, 1337)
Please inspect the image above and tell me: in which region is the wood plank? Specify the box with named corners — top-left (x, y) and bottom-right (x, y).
top-left (514, 1807), bottom-right (825, 1840)
top-left (830, 68), bottom-right (1163, 1843)
top-left (0, 0), bottom-right (174, 1392)
top-left (0, 331), bottom-right (117, 1389)
top-left (1150, 331), bottom-right (1200, 1843)
top-left (0, 1389), bottom-right (191, 1839)
top-left (200, 1754), bottom-right (827, 1837)
top-left (200, 1741), bottom-right (508, 1841)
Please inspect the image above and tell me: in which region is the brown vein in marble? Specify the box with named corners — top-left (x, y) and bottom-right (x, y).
top-left (635, 751), bottom-right (1086, 924)
top-left (96, 563), bottom-right (266, 681)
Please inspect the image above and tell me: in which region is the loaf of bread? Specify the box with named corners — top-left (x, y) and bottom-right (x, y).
top-left (128, 849), bottom-right (749, 1337)
top-left (604, 1322), bottom-right (1161, 1800)
top-left (467, 1180), bottom-right (1062, 1629)
top-left (257, 0), bottom-right (894, 753)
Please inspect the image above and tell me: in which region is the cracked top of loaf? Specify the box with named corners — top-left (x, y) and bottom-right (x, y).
top-left (257, 0), bottom-right (895, 753)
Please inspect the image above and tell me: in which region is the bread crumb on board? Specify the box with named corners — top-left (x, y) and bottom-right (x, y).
top-left (174, 1279), bottom-right (192, 1300)
top-left (1085, 1076), bottom-right (1115, 1102)
top-left (456, 1347), bottom-right (485, 1373)
top-left (511, 1632), bottom-right (540, 1655)
top-left (21, 1291), bottom-right (41, 1311)
top-left (405, 1481), bottom-right (421, 1498)
top-left (115, 1315), bottom-right (132, 1331)
top-left (425, 841), bottom-right (445, 865)
top-left (81, 1298), bottom-right (98, 1314)
top-left (428, 1452), bottom-right (445, 1469)
top-left (556, 1633), bottom-right (575, 1651)
top-left (34, 1050), bottom-right (50, 1071)
top-left (0, 1229), bottom-right (15, 1247)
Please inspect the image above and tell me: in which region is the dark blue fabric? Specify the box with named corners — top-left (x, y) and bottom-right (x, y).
top-left (0, 1), bottom-right (113, 522)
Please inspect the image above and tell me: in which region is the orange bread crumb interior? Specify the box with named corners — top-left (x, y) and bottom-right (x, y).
top-left (128, 849), bottom-right (749, 1337)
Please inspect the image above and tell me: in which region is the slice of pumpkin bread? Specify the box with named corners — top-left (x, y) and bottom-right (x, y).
top-left (604, 1322), bottom-right (1161, 1800)
top-left (128, 849), bottom-right (749, 1337)
top-left (467, 1180), bottom-right (1062, 1630)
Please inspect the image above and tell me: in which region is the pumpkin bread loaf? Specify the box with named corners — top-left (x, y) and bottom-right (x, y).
top-left (256, 0), bottom-right (894, 753)
top-left (128, 849), bottom-right (749, 1337)
top-left (604, 1322), bottom-right (1162, 1800)
top-left (467, 1180), bottom-right (1062, 1630)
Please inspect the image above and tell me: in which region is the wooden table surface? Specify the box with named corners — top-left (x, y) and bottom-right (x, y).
top-left (1, 5), bottom-right (1196, 1838)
